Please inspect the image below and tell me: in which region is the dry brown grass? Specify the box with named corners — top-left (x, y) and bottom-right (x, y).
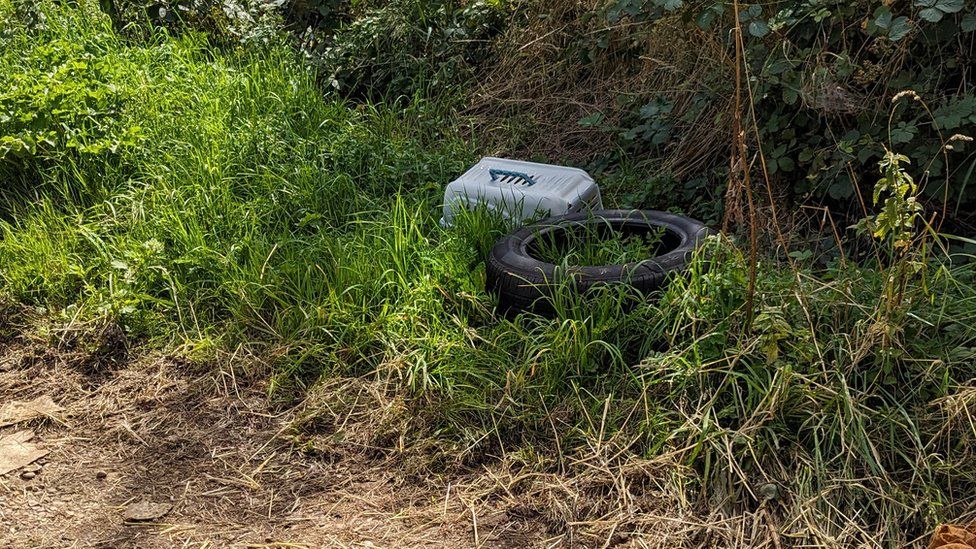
top-left (467, 0), bottom-right (734, 181)
top-left (0, 313), bottom-right (484, 547)
top-left (9, 300), bottom-right (959, 548)
top-left (0, 307), bottom-right (805, 548)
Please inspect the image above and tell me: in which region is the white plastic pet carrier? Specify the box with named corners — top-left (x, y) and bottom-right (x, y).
top-left (440, 157), bottom-right (603, 227)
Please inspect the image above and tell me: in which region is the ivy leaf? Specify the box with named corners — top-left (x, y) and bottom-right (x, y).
top-left (891, 122), bottom-right (917, 145)
top-left (914, 0), bottom-right (937, 8)
top-left (919, 7), bottom-right (943, 21)
top-left (749, 19), bottom-right (770, 37)
top-left (887, 17), bottom-right (912, 40)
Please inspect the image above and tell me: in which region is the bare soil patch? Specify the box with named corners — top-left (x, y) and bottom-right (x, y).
top-left (0, 313), bottom-right (736, 548)
top-left (0, 330), bottom-right (550, 548)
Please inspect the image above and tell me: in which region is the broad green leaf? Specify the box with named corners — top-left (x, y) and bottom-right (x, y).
top-left (696, 9), bottom-right (717, 28)
top-left (578, 112), bottom-right (604, 127)
top-left (783, 87), bottom-right (798, 105)
top-left (888, 17), bottom-right (912, 40)
top-left (828, 179), bottom-right (853, 199)
top-left (964, 13), bottom-right (976, 32)
top-left (873, 6), bottom-right (893, 29)
top-left (640, 102), bottom-right (661, 118)
top-left (662, 0), bottom-right (684, 11)
top-left (919, 7), bottom-right (944, 21)
top-left (935, 0), bottom-right (964, 14)
top-left (749, 19), bottom-right (770, 37)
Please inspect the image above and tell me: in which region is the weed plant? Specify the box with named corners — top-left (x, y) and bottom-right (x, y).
top-left (2, 2), bottom-right (976, 545)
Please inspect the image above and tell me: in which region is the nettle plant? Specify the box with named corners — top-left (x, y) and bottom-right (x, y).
top-left (872, 150), bottom-right (927, 369)
top-left (871, 149), bottom-right (922, 251)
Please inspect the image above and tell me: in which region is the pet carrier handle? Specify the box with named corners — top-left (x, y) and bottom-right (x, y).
top-left (489, 168), bottom-right (536, 186)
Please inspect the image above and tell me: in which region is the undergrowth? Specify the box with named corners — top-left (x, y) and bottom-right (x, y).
top-left (2, 2), bottom-right (976, 546)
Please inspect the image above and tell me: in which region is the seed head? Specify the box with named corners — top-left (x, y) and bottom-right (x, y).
top-left (891, 90), bottom-right (920, 103)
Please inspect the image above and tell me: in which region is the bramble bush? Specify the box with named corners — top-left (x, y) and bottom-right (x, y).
top-left (587, 0), bottom-right (976, 224)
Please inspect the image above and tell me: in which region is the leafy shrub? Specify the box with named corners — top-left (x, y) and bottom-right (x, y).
top-left (592, 0), bottom-right (976, 223)
top-left (93, 0), bottom-right (283, 43)
top-left (0, 13), bottom-right (142, 162)
top-left (309, 0), bottom-right (507, 100)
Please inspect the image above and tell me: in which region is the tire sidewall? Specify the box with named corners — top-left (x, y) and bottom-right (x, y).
top-left (486, 210), bottom-right (711, 313)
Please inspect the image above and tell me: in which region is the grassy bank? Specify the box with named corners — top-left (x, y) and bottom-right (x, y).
top-left (3, 2), bottom-right (976, 545)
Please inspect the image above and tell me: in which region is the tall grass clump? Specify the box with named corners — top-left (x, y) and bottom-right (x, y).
top-left (634, 170), bottom-right (976, 543)
top-left (0, 0), bottom-right (473, 338)
top-left (2, 1), bottom-right (976, 546)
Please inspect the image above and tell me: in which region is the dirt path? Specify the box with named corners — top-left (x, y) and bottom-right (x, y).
top-left (0, 329), bottom-right (546, 548)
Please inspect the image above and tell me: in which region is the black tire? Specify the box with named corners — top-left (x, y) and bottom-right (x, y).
top-left (485, 209), bottom-right (712, 315)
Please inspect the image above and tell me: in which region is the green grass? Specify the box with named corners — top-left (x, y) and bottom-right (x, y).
top-left (529, 220), bottom-right (667, 266)
top-left (2, 2), bottom-right (976, 545)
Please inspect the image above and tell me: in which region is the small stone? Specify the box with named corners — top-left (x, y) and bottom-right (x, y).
top-left (20, 471), bottom-right (36, 480)
top-left (95, 471), bottom-right (107, 480)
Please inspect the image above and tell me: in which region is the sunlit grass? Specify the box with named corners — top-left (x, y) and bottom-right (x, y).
top-left (2, 2), bottom-right (976, 544)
